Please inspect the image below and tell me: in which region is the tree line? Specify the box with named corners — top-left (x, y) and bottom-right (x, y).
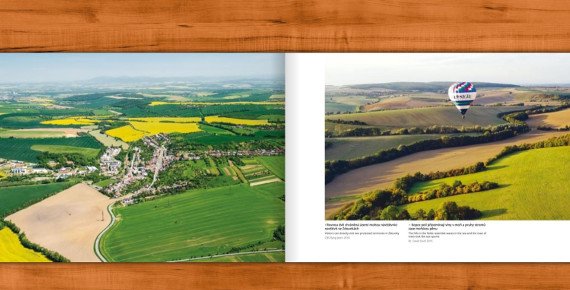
top-left (0, 220), bottom-right (70, 262)
top-left (406, 180), bottom-right (499, 204)
top-left (377, 202), bottom-right (482, 221)
top-left (325, 123), bottom-right (527, 184)
top-left (327, 124), bottom-right (502, 138)
top-left (330, 178), bottom-right (487, 220)
top-left (485, 133), bottom-right (570, 165)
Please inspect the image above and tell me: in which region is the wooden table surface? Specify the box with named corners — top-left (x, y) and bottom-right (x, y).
top-left (2, 0), bottom-right (570, 288)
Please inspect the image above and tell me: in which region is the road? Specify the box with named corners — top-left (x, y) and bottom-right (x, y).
top-left (149, 146), bottom-right (165, 188)
top-left (93, 202), bottom-right (116, 262)
top-left (167, 249), bottom-right (285, 262)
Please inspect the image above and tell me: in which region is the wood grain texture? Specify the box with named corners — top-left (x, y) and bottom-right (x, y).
top-left (2, 0), bottom-right (570, 288)
top-left (3, 263), bottom-right (570, 289)
top-left (2, 0), bottom-right (570, 51)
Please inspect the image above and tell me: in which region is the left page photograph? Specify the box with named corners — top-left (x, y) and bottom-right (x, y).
top-left (0, 53), bottom-right (285, 262)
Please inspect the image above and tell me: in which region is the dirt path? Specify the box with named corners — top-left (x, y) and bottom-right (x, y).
top-left (167, 249), bottom-right (284, 262)
top-left (325, 130), bottom-right (569, 214)
top-left (7, 183), bottom-right (116, 262)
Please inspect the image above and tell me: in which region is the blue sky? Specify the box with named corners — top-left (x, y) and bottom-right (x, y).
top-left (0, 53), bottom-right (284, 83)
top-left (326, 53), bottom-right (570, 85)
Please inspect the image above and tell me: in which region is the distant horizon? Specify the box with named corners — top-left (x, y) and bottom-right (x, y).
top-left (0, 75), bottom-right (284, 85)
top-left (0, 53), bottom-right (284, 84)
top-left (326, 53), bottom-right (570, 86)
top-left (325, 80), bottom-right (570, 87)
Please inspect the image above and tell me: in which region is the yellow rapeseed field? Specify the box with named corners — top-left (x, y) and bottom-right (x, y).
top-left (41, 117), bottom-right (99, 126)
top-left (130, 121), bottom-right (202, 135)
top-left (106, 125), bottom-right (147, 142)
top-left (127, 117), bottom-right (202, 123)
top-left (0, 228), bottom-right (51, 262)
top-left (106, 121), bottom-right (202, 142)
top-left (205, 116), bottom-right (269, 126)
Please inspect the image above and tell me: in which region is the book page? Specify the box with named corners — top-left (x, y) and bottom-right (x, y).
top-left (286, 53), bottom-right (570, 262)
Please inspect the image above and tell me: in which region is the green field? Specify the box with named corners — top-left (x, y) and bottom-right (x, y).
top-left (402, 146), bottom-right (570, 220)
top-left (326, 134), bottom-right (477, 161)
top-left (94, 178), bottom-right (116, 187)
top-left (0, 136), bottom-right (102, 162)
top-left (255, 156), bottom-right (285, 180)
top-left (31, 145), bottom-right (101, 159)
top-left (325, 102), bottom-right (358, 113)
top-left (198, 124), bottom-right (235, 135)
top-left (326, 106), bottom-right (528, 129)
top-left (0, 182), bottom-right (73, 217)
top-left (100, 183), bottom-right (284, 262)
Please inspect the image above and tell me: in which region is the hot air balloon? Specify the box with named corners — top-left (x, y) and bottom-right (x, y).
top-left (448, 82), bottom-right (477, 119)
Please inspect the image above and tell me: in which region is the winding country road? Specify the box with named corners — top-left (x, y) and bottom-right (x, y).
top-left (325, 130), bottom-right (569, 215)
top-left (93, 202), bottom-right (116, 262)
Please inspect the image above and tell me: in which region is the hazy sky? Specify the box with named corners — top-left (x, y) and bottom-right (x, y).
top-left (326, 53), bottom-right (570, 85)
top-left (0, 53), bottom-right (284, 83)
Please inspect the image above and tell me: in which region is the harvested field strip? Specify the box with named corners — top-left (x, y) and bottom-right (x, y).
top-left (527, 108), bottom-right (570, 129)
top-left (0, 128), bottom-right (84, 138)
top-left (250, 178), bottom-right (282, 187)
top-left (249, 175), bottom-right (280, 183)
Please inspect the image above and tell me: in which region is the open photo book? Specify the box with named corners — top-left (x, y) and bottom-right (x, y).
top-left (1, 53), bottom-right (569, 262)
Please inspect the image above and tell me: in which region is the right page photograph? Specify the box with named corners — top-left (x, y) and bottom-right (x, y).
top-left (325, 54), bottom-right (570, 221)
top-left (286, 53), bottom-right (570, 262)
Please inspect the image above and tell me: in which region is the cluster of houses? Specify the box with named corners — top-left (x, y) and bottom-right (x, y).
top-left (100, 147), bottom-right (122, 176)
top-left (0, 158), bottom-right (97, 180)
top-left (105, 147), bottom-right (149, 197)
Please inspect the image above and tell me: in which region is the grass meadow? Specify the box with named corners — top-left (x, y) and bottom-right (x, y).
top-left (402, 146), bottom-right (570, 220)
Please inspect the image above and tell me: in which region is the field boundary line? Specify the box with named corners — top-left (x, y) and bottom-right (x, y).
top-left (167, 249), bottom-right (284, 262)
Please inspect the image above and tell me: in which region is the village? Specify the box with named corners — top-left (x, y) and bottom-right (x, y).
top-left (1, 132), bottom-right (284, 206)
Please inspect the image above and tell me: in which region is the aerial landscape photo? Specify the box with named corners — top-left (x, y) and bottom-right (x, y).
top-left (325, 54), bottom-right (570, 221)
top-left (0, 53), bottom-right (285, 262)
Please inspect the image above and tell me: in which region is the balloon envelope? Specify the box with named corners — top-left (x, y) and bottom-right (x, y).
top-left (448, 82), bottom-right (477, 116)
